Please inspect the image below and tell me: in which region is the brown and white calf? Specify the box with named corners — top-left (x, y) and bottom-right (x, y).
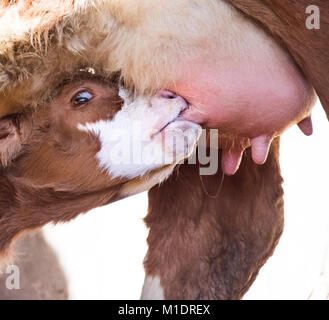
top-left (0, 73), bottom-right (201, 263)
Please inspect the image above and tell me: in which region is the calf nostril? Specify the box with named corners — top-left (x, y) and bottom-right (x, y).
top-left (160, 90), bottom-right (178, 99)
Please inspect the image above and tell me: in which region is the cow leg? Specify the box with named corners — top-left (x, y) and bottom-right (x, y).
top-left (142, 138), bottom-right (284, 300)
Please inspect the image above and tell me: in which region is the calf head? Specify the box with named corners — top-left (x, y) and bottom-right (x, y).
top-left (0, 70), bottom-right (200, 259)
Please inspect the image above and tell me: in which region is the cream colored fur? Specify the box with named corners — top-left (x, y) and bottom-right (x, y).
top-left (0, 0), bottom-right (272, 117)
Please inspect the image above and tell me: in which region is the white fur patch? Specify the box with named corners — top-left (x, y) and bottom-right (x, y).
top-left (78, 111), bottom-right (163, 179)
top-left (141, 276), bottom-right (165, 300)
top-left (78, 90), bottom-right (201, 179)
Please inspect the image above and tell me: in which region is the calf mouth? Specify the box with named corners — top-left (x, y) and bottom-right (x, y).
top-left (152, 105), bottom-right (192, 138)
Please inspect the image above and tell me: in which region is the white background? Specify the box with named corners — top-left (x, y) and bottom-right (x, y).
top-left (43, 100), bottom-right (329, 300)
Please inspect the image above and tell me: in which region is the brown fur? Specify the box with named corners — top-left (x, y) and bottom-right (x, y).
top-left (0, 116), bottom-right (22, 166)
top-left (145, 139), bottom-right (283, 299)
top-left (0, 75), bottom-right (128, 258)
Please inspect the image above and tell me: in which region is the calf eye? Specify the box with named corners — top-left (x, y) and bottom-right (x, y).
top-left (71, 90), bottom-right (93, 106)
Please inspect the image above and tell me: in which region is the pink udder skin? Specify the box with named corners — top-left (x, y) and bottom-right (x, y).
top-left (170, 55), bottom-right (316, 175)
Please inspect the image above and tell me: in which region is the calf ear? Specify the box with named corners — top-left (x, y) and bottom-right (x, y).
top-left (0, 116), bottom-right (22, 167)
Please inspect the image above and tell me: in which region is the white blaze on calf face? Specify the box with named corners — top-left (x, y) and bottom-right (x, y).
top-left (78, 88), bottom-right (201, 179)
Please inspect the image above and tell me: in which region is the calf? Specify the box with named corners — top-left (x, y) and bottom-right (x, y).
top-left (0, 71), bottom-right (200, 262)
